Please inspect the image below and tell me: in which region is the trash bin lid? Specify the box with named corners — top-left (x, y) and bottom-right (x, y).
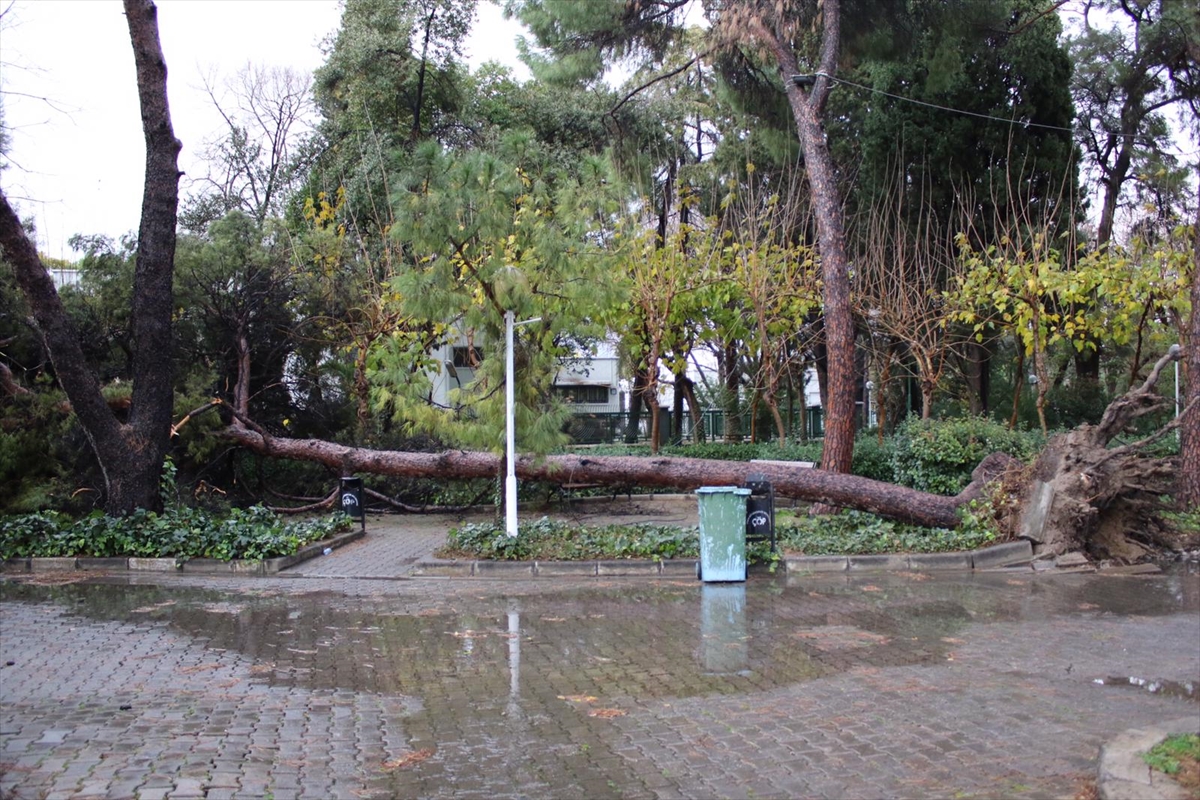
top-left (695, 486), bottom-right (752, 495)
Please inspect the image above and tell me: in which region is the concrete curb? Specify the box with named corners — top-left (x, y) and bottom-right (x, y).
top-left (411, 539), bottom-right (1038, 578)
top-left (785, 540), bottom-right (1032, 574)
top-left (1098, 717), bottom-right (1198, 800)
top-left (2, 529), bottom-right (364, 576)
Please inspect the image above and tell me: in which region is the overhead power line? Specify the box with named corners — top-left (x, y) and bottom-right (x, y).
top-left (792, 72), bottom-right (1151, 141)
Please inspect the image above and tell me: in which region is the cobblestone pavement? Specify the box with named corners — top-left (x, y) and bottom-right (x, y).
top-left (2, 565), bottom-right (1198, 799)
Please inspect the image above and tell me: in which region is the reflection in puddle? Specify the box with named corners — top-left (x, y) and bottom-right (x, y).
top-left (699, 584), bottom-right (747, 675)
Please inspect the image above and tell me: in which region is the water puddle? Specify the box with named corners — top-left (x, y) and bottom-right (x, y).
top-left (1094, 675), bottom-right (1199, 703)
top-left (3, 571), bottom-right (1198, 798)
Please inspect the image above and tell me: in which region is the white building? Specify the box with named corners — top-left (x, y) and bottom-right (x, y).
top-left (428, 336), bottom-right (622, 414)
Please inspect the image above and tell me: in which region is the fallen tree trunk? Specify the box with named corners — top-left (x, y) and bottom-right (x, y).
top-left (213, 350), bottom-right (1189, 555)
top-left (220, 423), bottom-right (1009, 529)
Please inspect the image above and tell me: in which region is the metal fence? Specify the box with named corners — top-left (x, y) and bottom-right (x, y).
top-left (564, 408), bottom-right (828, 445)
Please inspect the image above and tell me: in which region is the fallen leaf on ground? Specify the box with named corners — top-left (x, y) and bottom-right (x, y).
top-left (941, 637), bottom-right (965, 644)
top-left (588, 708), bottom-right (626, 719)
top-left (557, 695), bottom-right (597, 703)
top-left (178, 663), bottom-right (222, 674)
top-left (131, 601), bottom-right (177, 613)
top-left (381, 748), bottom-right (434, 772)
top-left (540, 617), bottom-right (566, 622)
top-left (861, 585), bottom-right (882, 592)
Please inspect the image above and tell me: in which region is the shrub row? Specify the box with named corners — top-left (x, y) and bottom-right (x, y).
top-left (0, 506), bottom-right (351, 561)
top-left (441, 507), bottom-right (1002, 562)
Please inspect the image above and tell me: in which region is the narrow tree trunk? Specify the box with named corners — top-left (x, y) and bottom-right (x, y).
top-left (1009, 348), bottom-right (1026, 430)
top-left (410, 6), bottom-right (436, 142)
top-left (1179, 184), bottom-right (1200, 508)
top-left (0, 0), bottom-right (180, 515)
top-left (624, 368), bottom-right (648, 444)
top-left (758, 2), bottom-right (855, 477)
top-left (721, 342), bottom-right (741, 442)
top-left (677, 373), bottom-right (705, 443)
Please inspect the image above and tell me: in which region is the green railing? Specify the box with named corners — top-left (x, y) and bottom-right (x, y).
top-left (564, 408), bottom-right (828, 445)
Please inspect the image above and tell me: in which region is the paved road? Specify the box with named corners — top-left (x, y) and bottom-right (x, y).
top-left (2, 556), bottom-right (1197, 799)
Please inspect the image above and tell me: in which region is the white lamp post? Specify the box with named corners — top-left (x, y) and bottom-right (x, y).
top-left (505, 310), bottom-right (541, 538)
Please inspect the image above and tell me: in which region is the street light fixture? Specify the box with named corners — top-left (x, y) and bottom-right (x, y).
top-left (505, 310), bottom-right (541, 538)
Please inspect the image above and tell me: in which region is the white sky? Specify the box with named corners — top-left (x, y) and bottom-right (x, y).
top-left (1, 0), bottom-right (528, 259)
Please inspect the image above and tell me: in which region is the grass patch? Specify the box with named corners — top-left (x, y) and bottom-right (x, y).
top-left (1142, 734), bottom-right (1200, 799)
top-left (0, 506), bottom-right (352, 562)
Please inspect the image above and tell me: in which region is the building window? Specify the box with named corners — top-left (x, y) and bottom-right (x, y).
top-left (452, 346), bottom-right (482, 368)
top-left (555, 385), bottom-right (610, 404)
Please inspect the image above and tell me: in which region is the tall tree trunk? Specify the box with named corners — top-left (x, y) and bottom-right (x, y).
top-left (1179, 183), bottom-right (1200, 508)
top-left (0, 0), bottom-right (180, 515)
top-left (960, 340), bottom-right (991, 416)
top-left (677, 373), bottom-right (705, 443)
top-left (624, 368), bottom-right (648, 444)
top-left (671, 363), bottom-right (686, 445)
top-left (411, 6), bottom-right (436, 142)
top-left (1009, 348), bottom-right (1026, 430)
top-left (721, 342), bottom-right (741, 442)
top-left (757, 2), bottom-right (856, 478)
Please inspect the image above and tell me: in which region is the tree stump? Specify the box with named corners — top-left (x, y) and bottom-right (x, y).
top-left (1018, 348), bottom-right (1194, 562)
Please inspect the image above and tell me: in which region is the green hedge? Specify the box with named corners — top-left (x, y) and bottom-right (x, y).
top-left (887, 417), bottom-right (1042, 494)
top-left (0, 506), bottom-right (351, 561)
top-left (442, 517), bottom-right (699, 561)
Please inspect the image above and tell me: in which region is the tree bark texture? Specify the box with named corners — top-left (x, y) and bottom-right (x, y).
top-left (220, 423), bottom-right (1004, 530)
top-left (757, 2), bottom-right (856, 476)
top-left (1024, 349), bottom-right (1194, 560)
top-left (0, 0), bottom-right (180, 515)
top-left (1178, 184), bottom-right (1200, 508)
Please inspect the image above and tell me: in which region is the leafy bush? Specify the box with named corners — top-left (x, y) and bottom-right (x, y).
top-left (0, 506), bottom-right (351, 561)
top-left (776, 508), bottom-right (1000, 555)
top-left (888, 416), bottom-right (1042, 495)
top-left (659, 441), bottom-right (823, 463)
top-left (1142, 734), bottom-right (1200, 779)
top-left (850, 432), bottom-right (894, 482)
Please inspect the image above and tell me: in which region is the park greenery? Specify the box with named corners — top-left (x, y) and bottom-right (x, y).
top-left (440, 506), bottom-right (1001, 563)
top-left (0, 0), bottom-right (1197, 559)
top-left (0, 506), bottom-right (351, 562)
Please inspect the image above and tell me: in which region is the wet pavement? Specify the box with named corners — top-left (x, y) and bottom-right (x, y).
top-left (2, 563), bottom-right (1198, 799)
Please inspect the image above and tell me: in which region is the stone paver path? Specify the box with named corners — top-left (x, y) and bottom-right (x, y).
top-left (2, 567), bottom-right (1197, 799)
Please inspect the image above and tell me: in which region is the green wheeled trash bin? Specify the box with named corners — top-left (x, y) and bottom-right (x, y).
top-left (695, 487), bottom-right (751, 582)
